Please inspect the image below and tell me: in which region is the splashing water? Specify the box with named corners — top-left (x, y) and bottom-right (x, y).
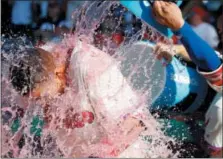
top-left (1, 1), bottom-right (182, 158)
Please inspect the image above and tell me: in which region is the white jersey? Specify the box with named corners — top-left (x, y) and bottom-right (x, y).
top-left (192, 22), bottom-right (219, 48)
top-left (48, 41), bottom-right (173, 158)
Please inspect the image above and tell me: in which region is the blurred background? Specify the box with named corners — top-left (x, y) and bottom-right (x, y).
top-left (1, 0), bottom-right (222, 51)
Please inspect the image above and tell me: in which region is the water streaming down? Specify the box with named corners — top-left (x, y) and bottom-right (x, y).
top-left (1, 1), bottom-right (181, 158)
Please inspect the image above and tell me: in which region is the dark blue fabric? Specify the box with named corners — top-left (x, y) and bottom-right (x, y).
top-left (173, 22), bottom-right (221, 72)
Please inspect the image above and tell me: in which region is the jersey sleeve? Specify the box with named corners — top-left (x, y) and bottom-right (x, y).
top-left (173, 22), bottom-right (221, 72)
top-left (197, 64), bottom-right (223, 93)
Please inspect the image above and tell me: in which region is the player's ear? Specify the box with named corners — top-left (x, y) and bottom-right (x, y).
top-left (55, 65), bottom-right (66, 79)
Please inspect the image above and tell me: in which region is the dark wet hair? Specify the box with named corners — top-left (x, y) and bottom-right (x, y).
top-left (9, 48), bottom-right (45, 95)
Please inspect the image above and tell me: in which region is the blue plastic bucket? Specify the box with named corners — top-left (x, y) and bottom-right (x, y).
top-left (119, 41), bottom-right (208, 113)
top-left (152, 56), bottom-right (208, 113)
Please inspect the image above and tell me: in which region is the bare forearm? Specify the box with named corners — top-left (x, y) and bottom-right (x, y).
top-left (174, 44), bottom-right (191, 62)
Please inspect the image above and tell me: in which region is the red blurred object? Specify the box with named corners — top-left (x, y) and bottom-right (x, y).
top-left (112, 33), bottom-right (124, 46)
top-left (82, 111), bottom-right (94, 124)
top-left (192, 6), bottom-right (208, 19)
top-left (172, 35), bottom-right (178, 44)
top-left (143, 33), bottom-right (150, 40)
top-left (73, 113), bottom-right (85, 128)
top-left (63, 111), bottom-right (95, 129)
top-left (94, 33), bottom-right (124, 48)
top-left (63, 116), bottom-right (74, 129)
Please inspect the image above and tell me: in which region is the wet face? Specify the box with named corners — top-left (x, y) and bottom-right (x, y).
top-left (30, 48), bottom-right (66, 99)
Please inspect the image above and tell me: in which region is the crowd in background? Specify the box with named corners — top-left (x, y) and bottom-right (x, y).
top-left (1, 0), bottom-right (222, 51)
top-left (2, 0), bottom-right (82, 44)
top-left (183, 1), bottom-right (222, 51)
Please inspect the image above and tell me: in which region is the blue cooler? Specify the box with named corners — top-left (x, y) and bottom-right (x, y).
top-left (119, 41), bottom-right (208, 113)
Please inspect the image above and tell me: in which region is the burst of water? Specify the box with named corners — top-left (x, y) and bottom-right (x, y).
top-left (1, 1), bottom-right (183, 158)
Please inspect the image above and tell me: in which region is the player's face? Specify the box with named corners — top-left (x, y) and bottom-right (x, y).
top-left (30, 49), bottom-right (66, 99)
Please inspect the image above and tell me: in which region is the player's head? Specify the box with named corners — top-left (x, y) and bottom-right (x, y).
top-left (9, 48), bottom-right (66, 98)
top-left (189, 6), bottom-right (207, 26)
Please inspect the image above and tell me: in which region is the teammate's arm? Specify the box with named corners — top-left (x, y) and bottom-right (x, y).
top-left (152, 1), bottom-right (221, 72)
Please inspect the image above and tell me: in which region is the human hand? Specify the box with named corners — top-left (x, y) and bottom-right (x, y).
top-left (152, 1), bottom-right (184, 30)
top-left (153, 43), bottom-right (175, 66)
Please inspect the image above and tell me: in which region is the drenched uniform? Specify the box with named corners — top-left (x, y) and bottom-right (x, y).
top-left (41, 40), bottom-right (174, 158)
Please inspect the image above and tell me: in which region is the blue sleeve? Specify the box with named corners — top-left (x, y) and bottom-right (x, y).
top-left (173, 22), bottom-right (221, 72)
